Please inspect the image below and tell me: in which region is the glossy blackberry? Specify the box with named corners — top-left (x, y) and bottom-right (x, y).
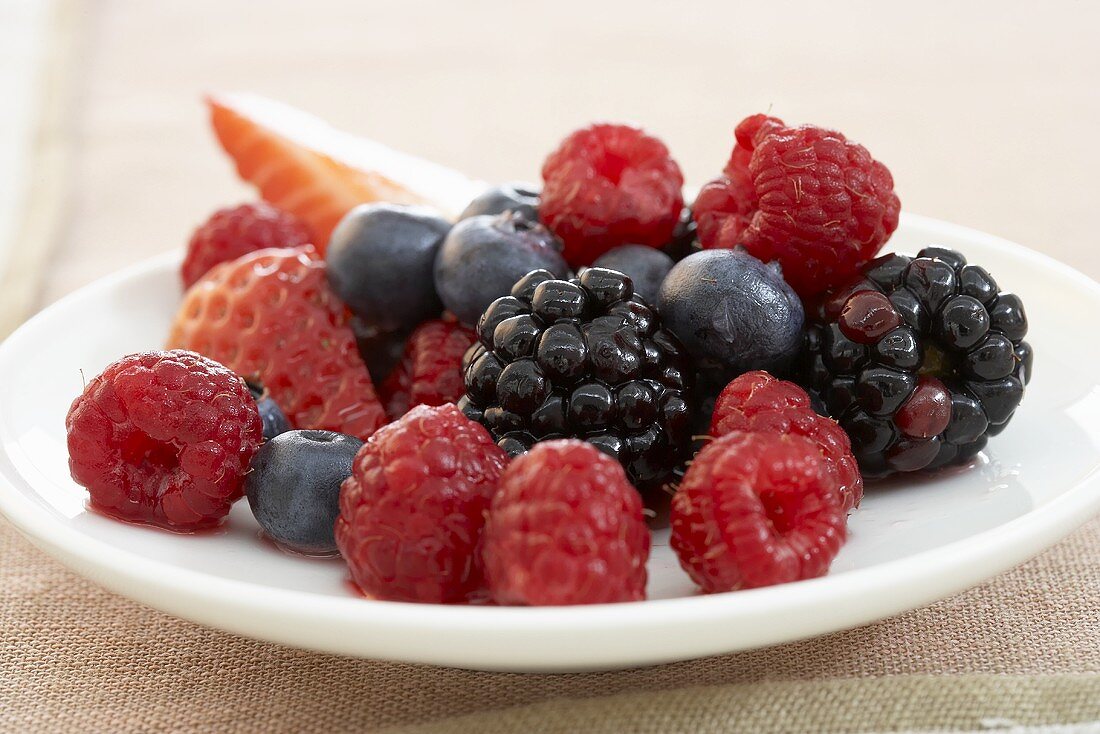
top-left (802, 247), bottom-right (1032, 478)
top-left (662, 207), bottom-right (699, 262)
top-left (461, 267), bottom-right (694, 489)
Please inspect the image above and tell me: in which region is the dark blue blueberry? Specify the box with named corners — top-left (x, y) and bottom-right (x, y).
top-left (658, 248), bottom-right (804, 379)
top-left (349, 317), bottom-right (408, 383)
top-left (591, 245), bottom-right (675, 305)
top-left (459, 182), bottom-right (540, 221)
top-left (434, 212), bottom-right (569, 325)
top-left (246, 381), bottom-right (292, 441)
top-left (326, 204), bottom-right (450, 331)
top-left (245, 430), bottom-right (363, 555)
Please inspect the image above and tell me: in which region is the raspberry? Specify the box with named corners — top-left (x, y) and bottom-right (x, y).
top-left (483, 440), bottom-right (649, 605)
top-left (694, 114), bottom-right (900, 300)
top-left (710, 371), bottom-right (863, 511)
top-left (380, 318), bottom-right (477, 420)
top-left (180, 202), bottom-right (312, 289)
top-left (167, 246), bottom-right (386, 440)
top-left (801, 247), bottom-right (1031, 478)
top-left (670, 431), bottom-right (846, 592)
top-left (65, 350), bottom-right (262, 530)
top-left (335, 404), bottom-right (508, 603)
top-left (540, 123), bottom-right (684, 267)
top-left (692, 130), bottom-right (758, 256)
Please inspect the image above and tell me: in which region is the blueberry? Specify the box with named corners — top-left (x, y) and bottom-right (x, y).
top-left (434, 212), bottom-right (570, 325)
top-left (349, 317), bottom-right (408, 383)
top-left (658, 249), bottom-right (804, 378)
top-left (591, 245), bottom-right (675, 304)
top-left (326, 203), bottom-right (450, 332)
top-left (245, 430), bottom-right (363, 555)
top-left (246, 380), bottom-right (292, 441)
top-left (459, 182), bottom-right (540, 221)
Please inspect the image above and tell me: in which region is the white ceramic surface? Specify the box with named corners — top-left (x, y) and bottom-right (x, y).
top-left (1, 213), bottom-right (1098, 672)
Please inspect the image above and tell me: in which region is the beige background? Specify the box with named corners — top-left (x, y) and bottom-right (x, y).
top-left (41, 0), bottom-right (1100, 304)
top-left (2, 0), bottom-right (1099, 731)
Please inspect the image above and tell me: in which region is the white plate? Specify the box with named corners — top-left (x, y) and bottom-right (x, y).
top-left (0, 213), bottom-right (1098, 672)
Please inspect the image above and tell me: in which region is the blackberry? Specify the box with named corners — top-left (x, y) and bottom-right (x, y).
top-left (802, 247), bottom-right (1032, 478)
top-left (460, 267), bottom-right (694, 489)
top-left (662, 206), bottom-right (699, 261)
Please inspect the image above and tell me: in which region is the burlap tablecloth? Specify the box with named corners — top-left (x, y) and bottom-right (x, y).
top-left (2, 1), bottom-right (1098, 731)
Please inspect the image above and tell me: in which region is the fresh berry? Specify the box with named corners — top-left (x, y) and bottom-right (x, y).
top-left (801, 247), bottom-right (1032, 477)
top-left (691, 136), bottom-right (756, 261)
top-left (66, 350), bottom-right (262, 530)
top-left (461, 268), bottom-right (693, 489)
top-left (459, 182), bottom-right (540, 221)
top-left (246, 380), bottom-right (292, 440)
top-left (483, 440), bottom-right (649, 605)
top-left (380, 318), bottom-right (477, 419)
top-left (591, 244), bottom-right (675, 305)
top-left (207, 93), bottom-right (478, 248)
top-left (335, 404), bottom-right (509, 603)
top-left (433, 212), bottom-right (570, 325)
top-left (245, 429), bottom-right (362, 554)
top-left (662, 206), bottom-right (699, 261)
top-left (167, 246), bottom-right (386, 440)
top-left (326, 204), bottom-right (450, 332)
top-left (670, 431), bottom-right (846, 592)
top-left (658, 248), bottom-right (804, 380)
top-left (350, 318), bottom-right (409, 384)
top-left (181, 202), bottom-right (312, 289)
top-left (709, 371), bottom-right (862, 511)
top-left (694, 114), bottom-right (901, 300)
top-left (540, 123), bottom-right (684, 267)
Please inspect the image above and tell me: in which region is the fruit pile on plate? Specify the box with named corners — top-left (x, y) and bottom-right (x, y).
top-left (64, 95), bottom-right (1032, 605)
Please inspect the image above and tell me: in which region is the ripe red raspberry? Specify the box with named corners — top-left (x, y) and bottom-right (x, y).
top-left (167, 246), bottom-right (385, 440)
top-left (483, 440), bottom-right (650, 605)
top-left (710, 371), bottom-right (862, 511)
top-left (180, 202), bottom-right (312, 289)
top-left (694, 114), bottom-right (900, 300)
top-left (65, 350), bottom-right (262, 530)
top-left (380, 318), bottom-right (477, 420)
top-left (540, 123), bottom-right (684, 267)
top-left (671, 431), bottom-right (846, 593)
top-left (335, 404), bottom-right (509, 603)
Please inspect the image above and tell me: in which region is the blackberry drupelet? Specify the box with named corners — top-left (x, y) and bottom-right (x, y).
top-left (460, 267), bottom-right (694, 489)
top-left (801, 247), bottom-right (1032, 478)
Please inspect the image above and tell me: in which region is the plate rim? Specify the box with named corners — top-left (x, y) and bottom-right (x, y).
top-left (1, 212), bottom-right (1099, 670)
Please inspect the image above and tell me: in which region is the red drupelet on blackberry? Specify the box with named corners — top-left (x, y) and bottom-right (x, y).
top-left (801, 247), bottom-right (1032, 477)
top-left (459, 267), bottom-right (694, 489)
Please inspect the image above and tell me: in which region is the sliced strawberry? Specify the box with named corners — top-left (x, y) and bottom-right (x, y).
top-left (207, 93), bottom-right (481, 249)
top-left (167, 246), bottom-right (386, 440)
